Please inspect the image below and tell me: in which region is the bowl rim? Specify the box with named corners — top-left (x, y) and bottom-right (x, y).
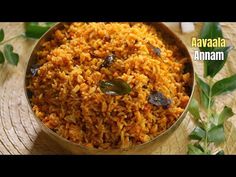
top-left (24, 22), bottom-right (195, 153)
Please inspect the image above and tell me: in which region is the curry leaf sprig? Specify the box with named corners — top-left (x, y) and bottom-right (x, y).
top-left (0, 29), bottom-right (19, 65)
top-left (0, 22), bottom-right (55, 66)
top-left (188, 22), bottom-right (236, 155)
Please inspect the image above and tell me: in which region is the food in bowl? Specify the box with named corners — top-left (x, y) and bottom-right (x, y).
top-left (26, 22), bottom-right (193, 150)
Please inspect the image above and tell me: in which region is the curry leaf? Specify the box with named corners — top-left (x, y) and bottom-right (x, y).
top-left (193, 143), bottom-right (206, 152)
top-left (207, 124), bottom-right (225, 143)
top-left (199, 22), bottom-right (232, 78)
top-left (188, 22), bottom-right (233, 155)
top-left (195, 74), bottom-right (210, 96)
top-left (204, 46), bottom-right (233, 78)
top-left (147, 42), bottom-right (161, 57)
top-left (189, 126), bottom-right (206, 140)
top-left (212, 74), bottom-right (236, 97)
top-left (0, 29), bottom-right (4, 42)
top-left (0, 51), bottom-right (5, 64)
top-left (187, 144), bottom-right (205, 155)
top-left (217, 106), bottom-right (234, 125)
top-left (188, 98), bottom-right (201, 120)
top-left (199, 22), bottom-right (223, 52)
top-left (216, 150), bottom-right (224, 155)
top-left (200, 90), bottom-right (211, 110)
top-left (195, 74), bottom-right (211, 109)
top-left (3, 44), bottom-right (19, 66)
top-left (99, 79), bottom-right (131, 95)
top-left (211, 113), bottom-right (220, 126)
top-left (25, 22), bottom-right (55, 39)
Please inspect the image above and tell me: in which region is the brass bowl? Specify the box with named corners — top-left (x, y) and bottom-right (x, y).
top-left (24, 22), bottom-right (195, 154)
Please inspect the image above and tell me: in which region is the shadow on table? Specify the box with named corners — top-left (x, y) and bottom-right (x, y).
top-left (29, 130), bottom-right (72, 155)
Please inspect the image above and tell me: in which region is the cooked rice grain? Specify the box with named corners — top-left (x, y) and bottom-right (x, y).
top-left (27, 22), bottom-right (191, 149)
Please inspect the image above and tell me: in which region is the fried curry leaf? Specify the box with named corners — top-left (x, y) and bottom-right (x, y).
top-left (100, 54), bottom-right (116, 68)
top-left (3, 44), bottom-right (19, 66)
top-left (99, 79), bottom-right (131, 95)
top-left (147, 42), bottom-right (161, 57)
top-left (26, 90), bottom-right (33, 99)
top-left (30, 67), bottom-right (39, 77)
top-left (25, 22), bottom-right (55, 39)
top-left (0, 51), bottom-right (5, 64)
top-left (30, 64), bottom-right (40, 77)
top-left (148, 91), bottom-right (171, 109)
top-left (0, 29), bottom-right (4, 42)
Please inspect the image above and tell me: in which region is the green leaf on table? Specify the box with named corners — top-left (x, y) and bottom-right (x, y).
top-left (0, 29), bottom-right (4, 42)
top-left (204, 46), bottom-right (233, 78)
top-left (217, 106), bottom-right (234, 125)
top-left (199, 22), bottom-right (232, 78)
top-left (199, 22), bottom-right (223, 52)
top-left (212, 74), bottom-right (236, 96)
top-left (3, 44), bottom-right (19, 66)
top-left (195, 74), bottom-right (212, 109)
top-left (193, 142), bottom-right (206, 152)
top-left (188, 98), bottom-right (201, 120)
top-left (187, 144), bottom-right (205, 155)
top-left (195, 73), bottom-right (210, 95)
top-left (211, 113), bottom-right (220, 126)
top-left (199, 90), bottom-right (212, 110)
top-left (216, 150), bottom-right (224, 155)
top-left (207, 124), bottom-right (225, 143)
top-left (189, 126), bottom-right (206, 140)
top-left (24, 22), bottom-right (55, 39)
top-left (0, 51), bottom-right (5, 64)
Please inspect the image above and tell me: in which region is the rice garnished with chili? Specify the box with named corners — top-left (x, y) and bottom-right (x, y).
top-left (27, 22), bottom-right (191, 149)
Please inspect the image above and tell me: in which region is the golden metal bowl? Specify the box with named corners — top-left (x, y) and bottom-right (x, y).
top-left (24, 22), bottom-right (195, 154)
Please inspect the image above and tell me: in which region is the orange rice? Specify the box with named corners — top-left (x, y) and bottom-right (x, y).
top-left (27, 22), bottom-right (191, 149)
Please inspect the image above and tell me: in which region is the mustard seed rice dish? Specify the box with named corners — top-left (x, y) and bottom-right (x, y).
top-left (26, 22), bottom-right (192, 150)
